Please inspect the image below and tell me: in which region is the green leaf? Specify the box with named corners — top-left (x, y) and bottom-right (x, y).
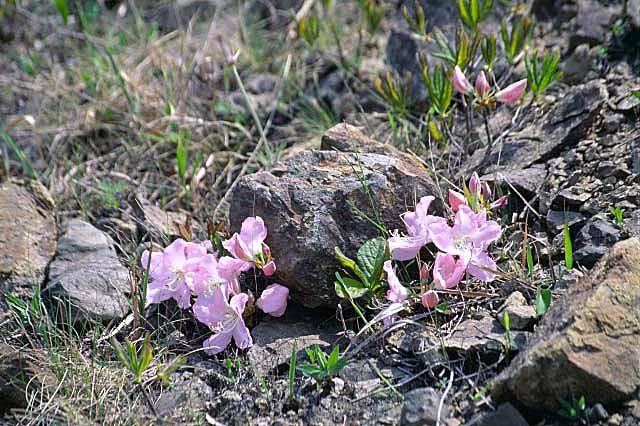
top-left (535, 287), bottom-right (551, 317)
top-left (356, 237), bottom-right (388, 286)
top-left (334, 273), bottom-right (369, 299)
top-left (335, 247), bottom-right (356, 273)
top-left (526, 246), bottom-right (534, 277)
top-left (138, 335), bottom-right (153, 374)
top-left (51, 0), bottom-right (69, 25)
top-left (327, 345), bottom-right (340, 369)
top-left (0, 128), bottom-right (36, 179)
top-left (563, 223), bottom-right (573, 269)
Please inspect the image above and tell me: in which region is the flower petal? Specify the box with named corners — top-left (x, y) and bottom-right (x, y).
top-left (453, 66), bottom-right (473, 94)
top-left (232, 321), bottom-right (253, 350)
top-left (495, 79), bottom-right (527, 104)
top-left (448, 189), bottom-right (467, 212)
top-left (257, 284), bottom-right (289, 317)
top-left (203, 331), bottom-right (233, 355)
top-left (421, 290), bottom-right (440, 309)
top-left (388, 235), bottom-right (425, 261)
top-left (239, 216), bottom-right (268, 256)
top-left (468, 251), bottom-right (498, 282)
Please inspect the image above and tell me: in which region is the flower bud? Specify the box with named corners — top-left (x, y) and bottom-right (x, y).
top-left (448, 189), bottom-right (467, 212)
top-left (490, 195), bottom-right (509, 209)
top-left (453, 66), bottom-right (473, 95)
top-left (419, 261), bottom-right (429, 282)
top-left (469, 172), bottom-right (481, 194)
top-left (421, 290), bottom-right (439, 309)
top-left (475, 71), bottom-right (490, 97)
top-left (495, 79), bottom-right (527, 104)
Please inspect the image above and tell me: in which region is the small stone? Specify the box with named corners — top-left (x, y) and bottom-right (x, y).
top-left (341, 358), bottom-right (404, 399)
top-left (627, 399), bottom-right (640, 418)
top-left (498, 292), bottom-right (537, 331)
top-left (597, 161), bottom-right (618, 178)
top-left (592, 403), bottom-right (609, 420)
top-left (563, 44), bottom-right (597, 84)
top-left (608, 413), bottom-right (623, 426)
top-left (551, 189), bottom-right (591, 209)
top-left (45, 219), bottom-right (131, 322)
top-left (247, 317), bottom-right (337, 376)
top-left (476, 402), bottom-right (529, 426)
top-left (574, 217), bottom-right (623, 267)
top-left (400, 387), bottom-right (449, 426)
top-left (445, 315), bottom-right (529, 355)
top-left (546, 210), bottom-right (586, 231)
top-left (602, 114), bottom-right (624, 133)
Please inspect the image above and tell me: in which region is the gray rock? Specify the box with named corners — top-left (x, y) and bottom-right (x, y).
top-left (248, 317), bottom-right (337, 376)
top-left (45, 220), bottom-right (131, 322)
top-left (388, 327), bottom-right (448, 367)
top-left (0, 180), bottom-right (56, 300)
top-left (627, 210), bottom-right (640, 238)
top-left (592, 403), bottom-right (609, 421)
top-left (497, 292), bottom-right (537, 331)
top-left (551, 188), bottom-right (592, 210)
top-left (562, 44), bottom-right (597, 84)
top-left (386, 30), bottom-right (428, 106)
top-left (400, 387), bottom-right (449, 426)
top-left (546, 210), bottom-right (586, 231)
top-left (475, 402), bottom-right (529, 426)
top-left (481, 165), bottom-right (547, 196)
top-left (573, 0), bottom-right (621, 47)
top-left (155, 372), bottom-right (213, 421)
top-left (227, 146), bottom-right (442, 308)
top-left (629, 0), bottom-right (640, 28)
top-left (574, 217), bottom-right (622, 267)
top-left (445, 315), bottom-right (529, 355)
top-left (492, 238), bottom-right (640, 411)
top-left (475, 80), bottom-right (608, 169)
top-left (341, 358), bottom-right (404, 399)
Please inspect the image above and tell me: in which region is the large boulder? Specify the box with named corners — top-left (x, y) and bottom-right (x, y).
top-left (45, 219), bottom-right (131, 322)
top-left (0, 180), bottom-right (56, 299)
top-left (491, 238), bottom-right (640, 411)
top-left (227, 126), bottom-right (442, 308)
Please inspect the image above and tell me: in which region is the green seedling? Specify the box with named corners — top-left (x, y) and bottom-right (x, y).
top-left (563, 222), bottom-right (573, 270)
top-left (297, 345), bottom-right (346, 382)
top-left (500, 16), bottom-right (533, 65)
top-left (609, 205), bottom-right (624, 226)
top-left (456, 0), bottom-right (494, 31)
top-left (112, 335), bottom-right (154, 384)
top-left (535, 286), bottom-right (551, 317)
top-left (525, 50), bottom-right (562, 99)
top-left (421, 60), bottom-right (454, 119)
top-left (558, 395), bottom-right (588, 421)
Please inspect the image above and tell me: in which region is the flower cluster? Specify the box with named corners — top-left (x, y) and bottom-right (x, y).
top-left (141, 217), bottom-right (288, 355)
top-left (385, 173), bottom-right (505, 314)
top-left (453, 66), bottom-right (527, 105)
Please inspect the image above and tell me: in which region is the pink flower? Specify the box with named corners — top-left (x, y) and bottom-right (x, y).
top-left (448, 189), bottom-right (467, 212)
top-left (141, 239), bottom-right (207, 309)
top-left (453, 66), bottom-right (473, 94)
top-left (495, 79), bottom-right (527, 104)
top-left (223, 216), bottom-right (276, 275)
top-left (388, 196), bottom-right (446, 261)
top-left (419, 261), bottom-right (430, 282)
top-left (490, 195), bottom-right (508, 209)
top-left (195, 287), bottom-right (253, 355)
top-left (429, 206), bottom-right (501, 282)
top-left (475, 71), bottom-right (490, 97)
top-left (262, 260), bottom-right (276, 276)
top-left (256, 283), bottom-right (289, 317)
top-left (432, 252), bottom-right (466, 289)
top-left (186, 254), bottom-right (242, 297)
top-left (384, 261), bottom-right (409, 303)
top-left (421, 290), bottom-right (440, 309)
top-left (469, 172), bottom-right (481, 194)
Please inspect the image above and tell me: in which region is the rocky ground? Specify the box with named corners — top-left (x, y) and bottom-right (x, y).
top-left (1, 0), bottom-right (640, 425)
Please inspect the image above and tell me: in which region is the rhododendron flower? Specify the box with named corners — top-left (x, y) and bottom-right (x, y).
top-left (448, 189), bottom-right (467, 212)
top-left (223, 216), bottom-right (276, 275)
top-left (256, 283), bottom-right (289, 317)
top-left (421, 290), bottom-right (440, 309)
top-left (187, 254), bottom-right (242, 297)
top-left (195, 287), bottom-right (252, 355)
top-left (495, 79), bottom-right (527, 104)
top-left (475, 71), bottom-right (490, 97)
top-left (453, 66), bottom-right (473, 94)
top-left (490, 195), bottom-right (508, 209)
top-left (419, 261), bottom-right (430, 282)
top-left (388, 196), bottom-right (445, 261)
top-left (430, 206), bottom-right (501, 282)
top-left (432, 252), bottom-right (466, 289)
top-left (383, 260), bottom-right (409, 326)
top-left (141, 239), bottom-right (208, 309)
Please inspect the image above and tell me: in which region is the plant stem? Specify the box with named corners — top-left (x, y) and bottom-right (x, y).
top-left (231, 64), bottom-right (273, 162)
top-left (480, 111), bottom-right (494, 167)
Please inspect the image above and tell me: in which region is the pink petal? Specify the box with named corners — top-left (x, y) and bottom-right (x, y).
top-left (184, 241), bottom-right (207, 259)
top-left (433, 253), bottom-right (466, 289)
top-left (419, 261), bottom-right (430, 282)
top-left (262, 260), bottom-right (276, 276)
top-left (203, 331), bottom-right (233, 355)
top-left (145, 281), bottom-right (173, 305)
top-left (453, 66), bottom-right (473, 94)
top-left (481, 182), bottom-right (492, 199)
top-left (495, 79), bottom-right (527, 104)
top-left (470, 221), bottom-right (502, 251)
top-left (173, 284), bottom-right (192, 309)
top-left (256, 284), bottom-right (289, 317)
top-left (429, 222), bottom-right (457, 255)
top-left (490, 195), bottom-right (508, 209)
top-left (229, 292), bottom-right (249, 316)
top-left (388, 235), bottom-right (425, 261)
top-left (468, 251), bottom-right (498, 282)
top-left (448, 189), bottom-right (467, 212)
top-left (475, 71), bottom-right (490, 96)
top-left (384, 260), bottom-right (409, 303)
top-left (232, 321), bottom-right (253, 350)
top-left (193, 287), bottom-right (229, 326)
top-left (222, 233), bottom-right (251, 261)
top-left (421, 290), bottom-right (440, 309)
top-left (469, 172), bottom-right (481, 194)
top-left (162, 239), bottom-right (188, 271)
top-left (239, 216), bottom-right (268, 256)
